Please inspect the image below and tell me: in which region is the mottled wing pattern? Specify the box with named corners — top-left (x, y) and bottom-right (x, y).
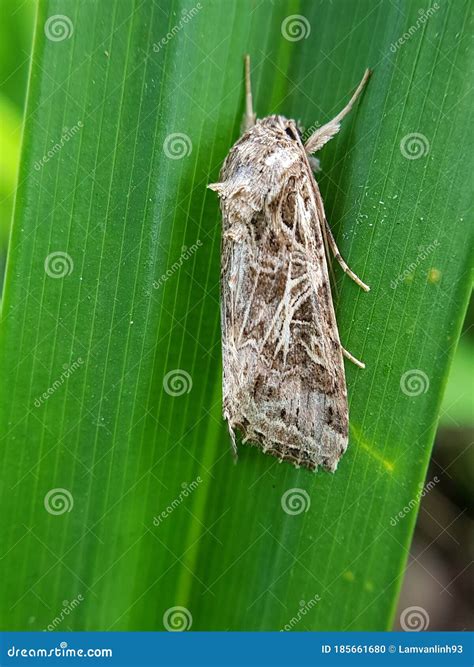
top-left (214, 116), bottom-right (348, 471)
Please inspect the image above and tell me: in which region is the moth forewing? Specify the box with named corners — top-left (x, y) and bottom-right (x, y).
top-left (209, 59), bottom-right (370, 472)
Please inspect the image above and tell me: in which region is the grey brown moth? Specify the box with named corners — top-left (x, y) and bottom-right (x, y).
top-left (209, 57), bottom-right (370, 472)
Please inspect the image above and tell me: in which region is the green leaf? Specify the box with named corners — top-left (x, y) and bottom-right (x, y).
top-left (1, 0), bottom-right (472, 632)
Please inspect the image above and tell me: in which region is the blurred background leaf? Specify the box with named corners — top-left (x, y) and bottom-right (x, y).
top-left (0, 0), bottom-right (35, 279)
top-left (0, 0), bottom-right (472, 632)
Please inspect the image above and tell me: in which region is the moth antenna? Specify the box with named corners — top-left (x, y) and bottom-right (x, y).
top-left (244, 54), bottom-right (257, 131)
top-left (304, 69), bottom-right (371, 154)
top-left (330, 68), bottom-right (371, 126)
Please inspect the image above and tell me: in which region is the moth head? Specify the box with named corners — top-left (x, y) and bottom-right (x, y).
top-left (278, 116), bottom-right (301, 141)
top-left (282, 120), bottom-right (301, 143)
top-left (257, 115), bottom-right (303, 146)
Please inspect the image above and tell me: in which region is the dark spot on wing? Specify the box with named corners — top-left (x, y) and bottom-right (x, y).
top-left (326, 404), bottom-right (346, 435)
top-left (294, 297), bottom-right (312, 323)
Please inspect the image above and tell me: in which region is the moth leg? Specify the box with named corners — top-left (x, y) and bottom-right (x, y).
top-left (308, 156), bottom-right (321, 173)
top-left (224, 412), bottom-right (239, 461)
top-left (304, 69), bottom-right (371, 154)
top-left (342, 347), bottom-right (365, 369)
top-left (323, 217), bottom-right (370, 292)
top-left (243, 54), bottom-right (256, 131)
top-left (313, 183), bottom-right (370, 292)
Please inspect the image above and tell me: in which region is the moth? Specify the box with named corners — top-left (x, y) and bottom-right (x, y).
top-left (209, 57), bottom-right (370, 472)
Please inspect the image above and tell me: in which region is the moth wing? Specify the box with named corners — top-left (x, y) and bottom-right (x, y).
top-left (221, 163), bottom-right (348, 472)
